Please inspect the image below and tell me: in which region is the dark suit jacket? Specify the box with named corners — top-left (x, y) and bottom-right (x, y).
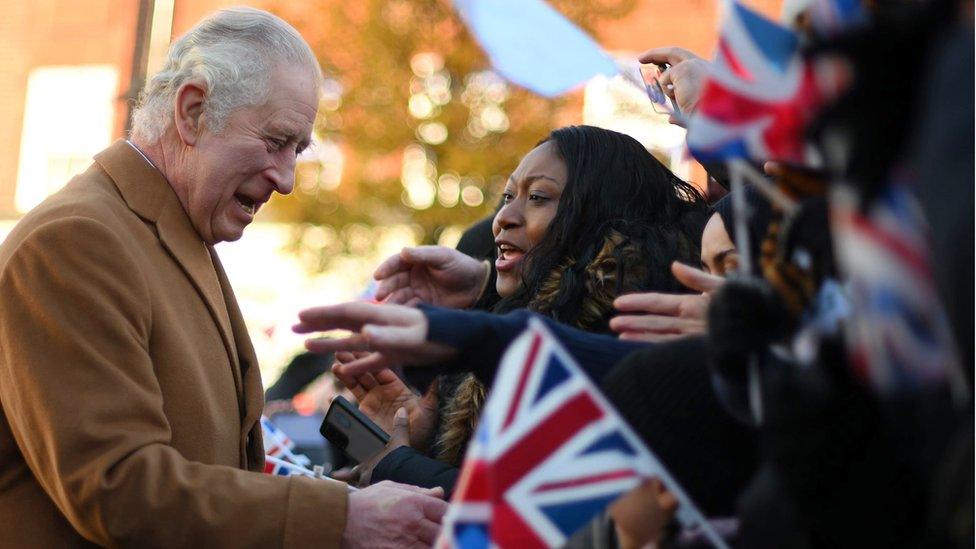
top-left (0, 141), bottom-right (346, 547)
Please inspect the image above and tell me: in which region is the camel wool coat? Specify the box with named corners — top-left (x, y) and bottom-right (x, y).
top-left (0, 141), bottom-right (347, 547)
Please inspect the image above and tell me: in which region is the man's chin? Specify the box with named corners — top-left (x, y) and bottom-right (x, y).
top-left (210, 222), bottom-right (248, 244)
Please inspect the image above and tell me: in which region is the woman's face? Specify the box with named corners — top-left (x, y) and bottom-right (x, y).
top-left (493, 141), bottom-right (568, 298)
top-left (700, 212), bottom-right (739, 277)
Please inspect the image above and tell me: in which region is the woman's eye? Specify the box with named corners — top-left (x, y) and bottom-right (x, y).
top-left (722, 254), bottom-right (739, 274)
top-left (501, 192), bottom-right (514, 203)
top-left (528, 193), bottom-right (548, 202)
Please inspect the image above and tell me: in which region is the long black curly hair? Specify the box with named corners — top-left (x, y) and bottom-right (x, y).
top-left (492, 125), bottom-right (708, 333)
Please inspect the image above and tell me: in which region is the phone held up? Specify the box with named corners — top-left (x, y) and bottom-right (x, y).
top-left (320, 395), bottom-right (390, 464)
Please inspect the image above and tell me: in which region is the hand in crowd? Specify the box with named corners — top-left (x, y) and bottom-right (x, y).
top-left (333, 407), bottom-right (413, 489)
top-left (639, 47), bottom-right (710, 126)
top-left (294, 302), bottom-right (456, 377)
top-left (609, 478), bottom-right (678, 549)
top-left (374, 246), bottom-right (489, 308)
top-left (610, 262), bottom-right (724, 342)
top-left (341, 475), bottom-right (447, 548)
top-left (333, 352), bottom-right (438, 451)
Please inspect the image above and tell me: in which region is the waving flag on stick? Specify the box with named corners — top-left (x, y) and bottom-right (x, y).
top-left (261, 415), bottom-right (312, 468)
top-left (687, 0), bottom-right (833, 165)
top-left (831, 182), bottom-right (969, 404)
top-left (436, 319), bottom-right (727, 549)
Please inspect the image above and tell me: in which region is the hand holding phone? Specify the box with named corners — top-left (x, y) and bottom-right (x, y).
top-left (320, 396), bottom-right (390, 464)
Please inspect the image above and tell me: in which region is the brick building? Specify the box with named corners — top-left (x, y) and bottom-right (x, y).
top-left (0, 0), bottom-right (781, 221)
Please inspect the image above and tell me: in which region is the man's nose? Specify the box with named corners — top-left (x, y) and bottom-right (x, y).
top-left (266, 153), bottom-right (296, 195)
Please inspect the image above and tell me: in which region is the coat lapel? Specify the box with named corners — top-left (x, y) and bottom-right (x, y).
top-left (212, 254), bottom-right (266, 469)
top-left (94, 140), bottom-right (246, 412)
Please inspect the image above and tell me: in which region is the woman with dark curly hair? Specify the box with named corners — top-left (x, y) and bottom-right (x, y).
top-left (315, 125), bottom-right (712, 488)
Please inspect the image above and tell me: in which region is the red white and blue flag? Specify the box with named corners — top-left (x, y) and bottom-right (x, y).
top-left (261, 415), bottom-right (312, 467)
top-left (687, 0), bottom-right (832, 165)
top-left (809, 0), bottom-right (866, 37)
top-left (436, 319), bottom-right (727, 549)
top-left (831, 182), bottom-right (966, 402)
top-left (264, 455), bottom-right (317, 477)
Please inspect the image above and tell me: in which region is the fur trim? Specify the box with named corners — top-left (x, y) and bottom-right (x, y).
top-left (434, 373), bottom-right (486, 466)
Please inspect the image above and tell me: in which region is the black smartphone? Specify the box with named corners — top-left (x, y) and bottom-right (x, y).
top-left (320, 396), bottom-right (390, 464)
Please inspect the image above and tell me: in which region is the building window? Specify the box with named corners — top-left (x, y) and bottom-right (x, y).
top-left (15, 65), bottom-right (118, 214)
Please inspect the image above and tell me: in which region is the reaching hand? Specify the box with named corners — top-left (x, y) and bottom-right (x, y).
top-left (341, 476), bottom-right (447, 548)
top-left (610, 262), bottom-right (725, 342)
top-left (609, 478), bottom-right (678, 549)
top-left (294, 301), bottom-right (456, 377)
top-left (333, 353), bottom-right (438, 451)
top-left (639, 46), bottom-right (711, 126)
top-left (374, 246), bottom-right (490, 308)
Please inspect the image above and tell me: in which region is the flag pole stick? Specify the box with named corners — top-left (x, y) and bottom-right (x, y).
top-left (734, 159), bottom-right (799, 214)
top-left (727, 159), bottom-right (764, 425)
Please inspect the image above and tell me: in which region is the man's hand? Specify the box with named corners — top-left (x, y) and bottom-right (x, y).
top-left (610, 262), bottom-right (724, 342)
top-left (333, 354), bottom-right (437, 451)
top-left (341, 477), bottom-right (447, 548)
top-left (374, 246), bottom-right (490, 308)
top-left (639, 47), bottom-right (711, 126)
top-left (294, 302), bottom-right (456, 377)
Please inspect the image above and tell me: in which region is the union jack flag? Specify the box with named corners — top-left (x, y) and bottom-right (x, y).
top-left (831, 181), bottom-right (967, 402)
top-left (264, 455), bottom-right (316, 477)
top-left (436, 319), bottom-right (727, 549)
top-left (261, 416), bottom-right (312, 467)
top-left (809, 0), bottom-right (866, 37)
top-left (687, 0), bottom-right (831, 165)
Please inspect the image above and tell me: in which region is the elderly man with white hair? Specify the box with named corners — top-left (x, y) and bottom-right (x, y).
top-left (0, 7), bottom-right (445, 548)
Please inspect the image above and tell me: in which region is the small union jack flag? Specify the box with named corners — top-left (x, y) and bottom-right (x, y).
top-left (831, 181), bottom-right (966, 402)
top-left (264, 455), bottom-right (317, 477)
top-left (261, 416), bottom-right (311, 467)
top-left (687, 0), bottom-right (830, 165)
top-left (436, 319), bottom-right (726, 549)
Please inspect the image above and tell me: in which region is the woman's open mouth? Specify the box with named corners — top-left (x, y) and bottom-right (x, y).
top-left (495, 241), bottom-right (525, 272)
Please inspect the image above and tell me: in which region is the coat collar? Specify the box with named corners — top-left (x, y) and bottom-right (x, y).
top-left (94, 140), bottom-right (246, 409)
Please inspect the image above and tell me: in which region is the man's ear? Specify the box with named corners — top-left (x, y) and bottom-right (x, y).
top-left (174, 82), bottom-right (207, 146)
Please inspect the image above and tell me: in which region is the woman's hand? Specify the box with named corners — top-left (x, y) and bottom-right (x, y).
top-left (609, 478), bottom-right (678, 549)
top-left (610, 262), bottom-right (724, 342)
top-left (333, 352), bottom-right (438, 452)
top-left (374, 246), bottom-right (490, 308)
top-left (334, 407), bottom-right (412, 488)
top-left (294, 301), bottom-right (456, 377)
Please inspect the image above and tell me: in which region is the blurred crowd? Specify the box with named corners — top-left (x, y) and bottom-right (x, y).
top-left (289, 0), bottom-right (974, 547)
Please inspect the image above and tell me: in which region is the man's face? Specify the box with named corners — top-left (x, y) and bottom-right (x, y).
top-left (181, 65), bottom-right (319, 243)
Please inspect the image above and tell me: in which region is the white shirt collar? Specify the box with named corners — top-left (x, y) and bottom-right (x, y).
top-left (125, 139), bottom-right (159, 170)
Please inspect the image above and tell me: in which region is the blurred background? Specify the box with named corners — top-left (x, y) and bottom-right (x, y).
top-left (0, 0), bottom-right (781, 384)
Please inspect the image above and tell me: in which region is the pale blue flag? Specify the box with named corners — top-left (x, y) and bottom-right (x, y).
top-left (454, 0), bottom-right (620, 97)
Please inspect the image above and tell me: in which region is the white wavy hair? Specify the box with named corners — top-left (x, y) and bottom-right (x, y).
top-left (131, 7), bottom-right (321, 143)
